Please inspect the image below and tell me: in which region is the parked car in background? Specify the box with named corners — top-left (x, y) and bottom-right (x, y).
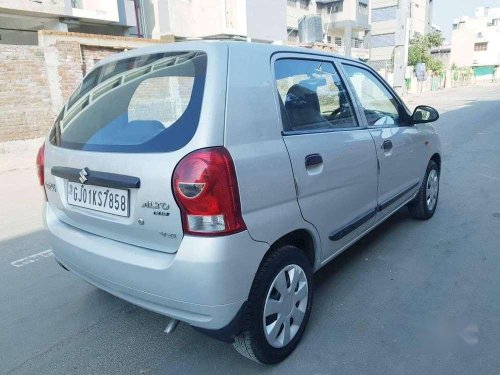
top-left (38, 41), bottom-right (441, 363)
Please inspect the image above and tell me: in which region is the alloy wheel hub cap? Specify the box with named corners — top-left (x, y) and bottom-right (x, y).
top-left (263, 264), bottom-right (308, 348)
top-left (426, 169), bottom-right (439, 210)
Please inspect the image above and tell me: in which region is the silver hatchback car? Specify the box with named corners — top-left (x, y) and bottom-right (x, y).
top-left (39, 41), bottom-right (441, 363)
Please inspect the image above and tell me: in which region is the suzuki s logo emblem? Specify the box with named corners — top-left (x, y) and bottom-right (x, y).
top-left (79, 168), bottom-right (88, 184)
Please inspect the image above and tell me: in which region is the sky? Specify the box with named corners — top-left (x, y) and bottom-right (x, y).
top-left (433, 0), bottom-right (500, 42)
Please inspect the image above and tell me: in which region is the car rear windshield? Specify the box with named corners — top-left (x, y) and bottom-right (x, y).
top-left (49, 51), bottom-right (207, 153)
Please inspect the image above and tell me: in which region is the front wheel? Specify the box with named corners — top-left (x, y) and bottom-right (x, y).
top-left (408, 160), bottom-right (440, 220)
top-left (233, 245), bottom-right (313, 364)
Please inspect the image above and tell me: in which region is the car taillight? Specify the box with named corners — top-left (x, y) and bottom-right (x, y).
top-left (36, 143), bottom-right (47, 200)
top-left (172, 147), bottom-right (246, 236)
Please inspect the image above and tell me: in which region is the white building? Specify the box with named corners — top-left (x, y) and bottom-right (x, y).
top-left (1, 0), bottom-right (371, 58)
top-left (0, 0), bottom-right (288, 44)
top-left (143, 0), bottom-right (370, 58)
top-left (286, 0), bottom-right (370, 59)
top-left (140, 0), bottom-right (286, 42)
top-left (450, 7), bottom-right (500, 77)
top-left (0, 0), bottom-right (139, 45)
top-left (369, 0), bottom-right (433, 64)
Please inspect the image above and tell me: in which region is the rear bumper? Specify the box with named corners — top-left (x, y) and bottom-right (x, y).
top-left (44, 204), bottom-right (268, 331)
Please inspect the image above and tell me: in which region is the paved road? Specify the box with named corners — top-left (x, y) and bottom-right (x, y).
top-left (1, 84), bottom-right (500, 374)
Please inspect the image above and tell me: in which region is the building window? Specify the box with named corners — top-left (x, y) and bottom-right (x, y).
top-left (371, 33), bottom-right (396, 48)
top-left (474, 42), bottom-right (488, 51)
top-left (71, 0), bottom-right (82, 8)
top-left (287, 28), bottom-right (299, 41)
top-left (287, 0), bottom-right (297, 7)
top-left (320, 1), bottom-right (343, 13)
top-left (358, 2), bottom-right (368, 16)
top-left (335, 37), bottom-right (342, 47)
top-left (299, 0), bottom-right (310, 9)
top-left (371, 6), bottom-right (397, 22)
top-left (352, 38), bottom-right (364, 48)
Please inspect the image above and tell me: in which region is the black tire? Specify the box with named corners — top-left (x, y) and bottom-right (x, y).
top-left (408, 160), bottom-right (439, 220)
top-left (233, 245), bottom-right (313, 364)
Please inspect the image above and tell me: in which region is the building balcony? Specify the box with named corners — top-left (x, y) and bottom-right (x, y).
top-left (351, 47), bottom-right (370, 59)
top-left (0, 0), bottom-right (66, 16)
top-left (335, 45), bottom-right (369, 59)
top-left (70, 0), bottom-right (120, 23)
top-left (318, 10), bottom-right (370, 32)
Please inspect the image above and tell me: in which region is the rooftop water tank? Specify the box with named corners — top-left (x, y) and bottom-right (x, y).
top-left (298, 15), bottom-right (323, 43)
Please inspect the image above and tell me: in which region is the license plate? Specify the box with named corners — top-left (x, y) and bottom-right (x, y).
top-left (67, 181), bottom-right (129, 217)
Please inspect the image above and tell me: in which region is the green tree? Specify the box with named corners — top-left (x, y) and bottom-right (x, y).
top-left (408, 31), bottom-right (445, 73)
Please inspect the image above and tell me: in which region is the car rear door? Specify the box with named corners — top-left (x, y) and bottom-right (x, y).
top-left (43, 46), bottom-right (227, 254)
top-left (273, 54), bottom-right (378, 262)
top-left (340, 62), bottom-right (425, 220)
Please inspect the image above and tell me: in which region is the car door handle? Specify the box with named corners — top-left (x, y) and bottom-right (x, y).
top-left (382, 140), bottom-right (393, 151)
top-left (305, 154), bottom-right (323, 168)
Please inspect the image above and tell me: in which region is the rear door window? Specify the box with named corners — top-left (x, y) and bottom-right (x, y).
top-left (274, 58), bottom-right (357, 132)
top-left (50, 51), bottom-right (207, 153)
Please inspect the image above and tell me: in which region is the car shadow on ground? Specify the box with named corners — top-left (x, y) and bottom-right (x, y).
top-left (0, 207), bottom-right (413, 374)
top-left (1, 207), bottom-right (417, 374)
top-left (314, 207), bottom-right (412, 289)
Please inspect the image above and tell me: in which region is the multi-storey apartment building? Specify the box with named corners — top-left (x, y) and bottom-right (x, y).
top-left (1, 0), bottom-right (370, 58)
top-left (140, 0), bottom-right (286, 42)
top-left (0, 0), bottom-right (139, 45)
top-left (450, 7), bottom-right (500, 77)
top-left (140, 0), bottom-right (369, 57)
top-left (286, 0), bottom-right (370, 59)
top-left (0, 0), bottom-right (288, 44)
top-left (370, 0), bottom-right (433, 64)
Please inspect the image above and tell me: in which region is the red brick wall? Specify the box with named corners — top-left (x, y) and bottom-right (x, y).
top-left (55, 41), bottom-right (84, 104)
top-left (0, 31), bottom-right (161, 142)
top-left (0, 45), bottom-right (54, 142)
top-left (81, 45), bottom-right (125, 76)
top-left (0, 43), bottom-right (122, 141)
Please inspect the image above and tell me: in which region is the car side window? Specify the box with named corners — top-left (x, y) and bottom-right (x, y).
top-left (342, 64), bottom-right (403, 126)
top-left (275, 58), bottom-right (357, 132)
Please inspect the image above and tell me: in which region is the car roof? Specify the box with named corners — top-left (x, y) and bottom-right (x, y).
top-left (226, 41), bottom-right (362, 63)
top-left (94, 40), bottom-right (363, 69)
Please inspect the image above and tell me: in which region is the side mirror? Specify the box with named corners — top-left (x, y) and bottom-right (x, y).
top-left (412, 105), bottom-right (439, 124)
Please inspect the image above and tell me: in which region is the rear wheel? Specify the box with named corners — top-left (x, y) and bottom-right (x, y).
top-left (408, 160), bottom-right (439, 220)
top-left (233, 245), bottom-right (313, 364)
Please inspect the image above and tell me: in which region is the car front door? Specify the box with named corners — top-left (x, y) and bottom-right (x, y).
top-left (273, 55), bottom-right (378, 262)
top-left (341, 62), bottom-right (424, 220)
